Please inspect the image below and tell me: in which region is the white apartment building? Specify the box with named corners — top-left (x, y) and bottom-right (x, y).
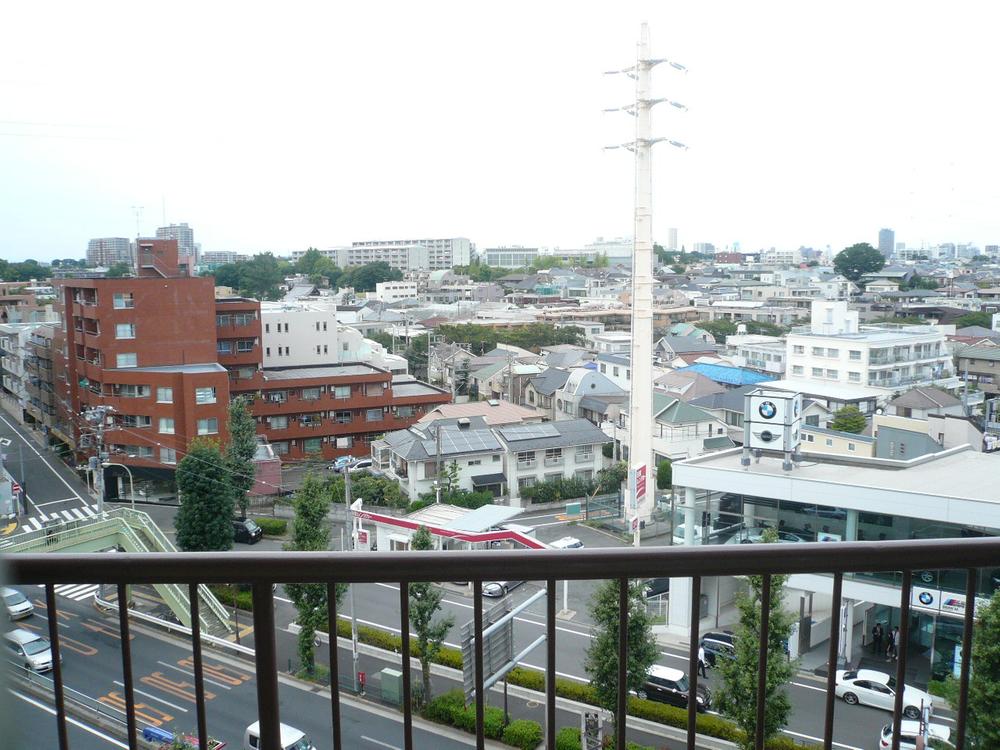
top-left (86, 237), bottom-right (131, 267)
top-left (483, 246), bottom-right (539, 268)
top-left (372, 281), bottom-right (418, 303)
top-left (785, 300), bottom-right (956, 392)
top-left (591, 332), bottom-right (632, 354)
top-left (260, 302), bottom-right (407, 372)
top-left (351, 237), bottom-right (473, 270)
top-left (729, 337), bottom-right (786, 375)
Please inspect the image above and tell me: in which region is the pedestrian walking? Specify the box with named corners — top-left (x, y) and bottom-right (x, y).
top-left (698, 645), bottom-right (707, 678)
top-left (885, 626), bottom-right (896, 661)
top-left (890, 626), bottom-right (900, 661)
top-left (872, 622), bottom-right (884, 655)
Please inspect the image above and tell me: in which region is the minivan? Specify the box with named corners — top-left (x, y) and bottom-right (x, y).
top-left (2, 587), bottom-right (34, 620)
top-left (5, 628), bottom-right (58, 672)
top-left (233, 518), bottom-right (263, 545)
top-left (549, 536), bottom-right (584, 549)
top-left (244, 721), bottom-right (315, 750)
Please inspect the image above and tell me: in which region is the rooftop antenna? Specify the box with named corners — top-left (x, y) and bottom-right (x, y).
top-left (605, 22), bottom-right (687, 547)
top-left (161, 195), bottom-right (166, 226)
top-left (131, 205), bottom-right (144, 238)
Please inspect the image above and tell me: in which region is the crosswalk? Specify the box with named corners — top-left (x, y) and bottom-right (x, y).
top-left (35, 583), bottom-right (102, 602)
top-left (20, 504), bottom-right (101, 533)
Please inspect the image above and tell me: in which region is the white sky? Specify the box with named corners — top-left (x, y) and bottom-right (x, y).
top-left (3, 1), bottom-right (1000, 262)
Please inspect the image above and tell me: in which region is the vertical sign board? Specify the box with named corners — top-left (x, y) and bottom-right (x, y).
top-left (630, 464), bottom-right (647, 511)
top-left (461, 598), bottom-right (514, 704)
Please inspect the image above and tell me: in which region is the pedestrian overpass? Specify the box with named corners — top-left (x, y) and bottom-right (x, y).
top-left (0, 507), bottom-right (232, 636)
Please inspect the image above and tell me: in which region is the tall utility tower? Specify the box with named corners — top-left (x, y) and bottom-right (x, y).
top-left (605, 23), bottom-right (687, 544)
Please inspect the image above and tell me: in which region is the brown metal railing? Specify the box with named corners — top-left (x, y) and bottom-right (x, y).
top-left (8, 537), bottom-right (1000, 750)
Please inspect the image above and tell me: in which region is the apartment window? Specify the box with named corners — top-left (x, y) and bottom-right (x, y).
top-left (113, 383), bottom-right (150, 398)
top-left (805, 415), bottom-right (819, 426)
top-left (323, 345), bottom-right (328, 355)
top-left (342, 342), bottom-right (349, 352)
top-left (792, 365), bottom-right (804, 375)
top-left (578, 470), bottom-right (593, 481)
top-left (271, 441), bottom-right (288, 456)
top-left (848, 443), bottom-right (856, 452)
top-left (806, 433), bottom-right (815, 442)
top-left (812, 367), bottom-right (823, 377)
top-left (575, 444), bottom-right (593, 460)
top-left (600, 364), bottom-right (607, 373)
top-left (234, 312), bottom-right (255, 326)
top-left (334, 386), bottom-right (351, 399)
top-left (492, 454), bottom-right (501, 463)
top-left (301, 387), bottom-right (321, 400)
top-left (468, 459), bottom-right (481, 466)
top-left (544, 447), bottom-right (563, 463)
top-left (197, 418), bottom-right (219, 435)
top-left (238, 366), bottom-right (256, 379)
top-left (284, 323), bottom-right (289, 332)
top-left (303, 437), bottom-right (322, 454)
top-left (265, 323), bottom-right (270, 333)
top-left (217, 341), bottom-right (233, 354)
top-left (284, 347), bottom-right (290, 356)
top-left (396, 405), bottom-right (414, 418)
top-left (366, 408), bottom-right (383, 422)
top-left (811, 347), bottom-right (824, 356)
top-left (216, 314), bottom-right (231, 326)
top-left (517, 451), bottom-right (534, 464)
top-left (323, 322), bottom-right (327, 331)
top-left (825, 438), bottom-right (833, 447)
top-left (195, 387), bottom-right (217, 404)
top-left (116, 353), bottom-right (137, 368)
top-left (316, 346), bottom-right (321, 355)
top-left (157, 387), bottom-right (173, 403)
top-left (613, 366), bottom-right (620, 377)
top-left (365, 383), bottom-right (384, 396)
top-left (237, 340), bottom-right (254, 353)
top-left (112, 293), bottom-right (134, 309)
top-left (517, 477), bottom-right (536, 490)
top-left (158, 417), bottom-right (175, 434)
top-left (334, 411), bottom-right (352, 424)
top-left (849, 350), bottom-right (862, 361)
top-left (266, 347), bottom-right (271, 357)
top-left (115, 323), bottom-right (136, 339)
top-left (826, 348), bottom-right (839, 357)
top-left (826, 369), bottom-right (838, 379)
top-left (793, 345), bottom-right (805, 354)
top-left (160, 447), bottom-right (177, 465)
top-left (315, 322), bottom-right (321, 331)
top-left (268, 415), bottom-right (288, 430)
top-left (849, 371), bottom-right (861, 382)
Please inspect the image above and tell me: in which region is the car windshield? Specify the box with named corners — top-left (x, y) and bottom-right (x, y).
top-left (674, 675), bottom-right (689, 692)
top-left (245, 520), bottom-right (260, 531)
top-left (22, 639), bottom-right (50, 656)
top-left (288, 737), bottom-right (311, 750)
top-left (4, 591), bottom-right (27, 606)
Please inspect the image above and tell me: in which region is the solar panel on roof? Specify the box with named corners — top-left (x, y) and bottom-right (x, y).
top-left (499, 424), bottom-right (559, 440)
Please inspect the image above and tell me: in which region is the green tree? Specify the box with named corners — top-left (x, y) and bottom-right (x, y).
top-left (239, 253), bottom-right (287, 299)
top-left (284, 474), bottom-right (341, 676)
top-left (531, 255), bottom-right (565, 270)
top-left (656, 460), bottom-right (672, 490)
top-left (593, 252), bottom-right (609, 268)
top-left (829, 405), bottom-right (867, 434)
top-left (955, 311), bottom-right (994, 329)
top-left (833, 242), bottom-right (885, 281)
top-left (175, 439), bottom-right (236, 552)
top-left (408, 526), bottom-right (454, 706)
top-left (404, 335), bottom-right (430, 380)
top-left (583, 579), bottom-right (659, 720)
top-left (715, 529), bottom-right (796, 749)
top-left (671, 264), bottom-right (686, 275)
top-left (366, 331), bottom-right (395, 351)
top-left (341, 261), bottom-right (403, 292)
top-left (226, 396), bottom-right (258, 519)
top-left (295, 248), bottom-right (334, 276)
top-left (105, 262), bottom-right (131, 277)
top-left (969, 590), bottom-right (1000, 746)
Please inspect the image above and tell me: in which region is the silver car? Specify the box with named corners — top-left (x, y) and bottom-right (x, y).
top-left (2, 587), bottom-right (34, 620)
top-left (5, 628), bottom-right (58, 672)
top-left (483, 580), bottom-right (525, 598)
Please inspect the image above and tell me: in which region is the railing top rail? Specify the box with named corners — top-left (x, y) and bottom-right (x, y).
top-left (8, 537), bottom-right (1000, 585)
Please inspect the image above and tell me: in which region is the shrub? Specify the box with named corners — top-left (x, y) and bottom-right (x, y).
top-left (424, 690), bottom-right (464, 724)
top-left (521, 476), bottom-right (594, 504)
top-left (208, 584), bottom-right (253, 611)
top-left (928, 675), bottom-right (959, 705)
top-left (423, 691), bottom-right (525, 745)
top-left (556, 727), bottom-right (581, 750)
top-left (507, 666), bottom-right (544, 691)
top-left (251, 517), bottom-right (287, 536)
top-left (502, 719), bottom-right (543, 750)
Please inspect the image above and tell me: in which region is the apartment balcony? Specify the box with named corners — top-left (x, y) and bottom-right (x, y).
top-left (543, 456), bottom-right (563, 467)
top-left (516, 459), bottom-right (536, 470)
top-left (7, 537), bottom-right (991, 750)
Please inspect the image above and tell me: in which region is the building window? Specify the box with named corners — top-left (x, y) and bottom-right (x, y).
top-left (303, 438), bottom-right (322, 454)
top-left (237, 340), bottom-right (254, 353)
top-left (366, 408), bottom-right (383, 422)
top-left (492, 454), bottom-right (501, 463)
top-left (343, 342), bottom-right (349, 352)
top-left (323, 345), bottom-right (328, 354)
top-left (115, 323), bottom-right (135, 339)
top-left (238, 366), bottom-right (256, 379)
top-left (265, 323), bottom-right (270, 333)
top-left (157, 387), bottom-right (173, 403)
top-left (575, 444), bottom-right (593, 460)
top-left (268, 415), bottom-right (288, 430)
top-left (334, 386), bottom-right (351, 399)
top-left (578, 470), bottom-right (593, 481)
top-left (600, 364), bottom-right (607, 373)
top-left (284, 323), bottom-right (289, 332)
top-left (825, 438), bottom-right (833, 446)
top-left (848, 443), bottom-right (856, 451)
top-left (160, 447), bottom-right (176, 465)
top-left (517, 477), bottom-right (536, 490)
top-left (792, 365), bottom-right (804, 375)
top-left (806, 433), bottom-right (815, 442)
top-left (849, 350), bottom-right (862, 361)
top-left (468, 459), bottom-right (481, 466)
top-left (811, 347), bottom-right (824, 356)
top-left (197, 418), bottom-right (219, 435)
top-left (112, 293), bottom-right (134, 309)
top-left (216, 314), bottom-right (232, 326)
top-left (365, 383), bottom-right (384, 396)
top-left (849, 371), bottom-right (860, 382)
top-left (116, 353), bottom-right (137, 368)
top-left (334, 411), bottom-right (351, 424)
top-left (323, 322), bottom-right (327, 331)
top-left (195, 387), bottom-right (217, 404)
top-left (217, 340), bottom-right (233, 354)
top-left (266, 347), bottom-right (270, 357)
top-left (234, 312), bottom-right (255, 326)
top-left (812, 368), bottom-right (823, 377)
top-left (272, 441), bottom-right (288, 456)
top-left (793, 345), bottom-right (804, 354)
top-left (544, 448), bottom-right (563, 464)
top-left (517, 450), bottom-right (534, 464)
top-left (826, 369), bottom-right (838, 379)
top-left (301, 387), bottom-right (321, 400)
top-left (826, 348), bottom-right (839, 357)
top-left (266, 390), bottom-right (287, 403)
top-left (158, 417), bottom-right (175, 434)
top-left (613, 366), bottom-right (619, 377)
top-left (396, 405), bottom-right (415, 418)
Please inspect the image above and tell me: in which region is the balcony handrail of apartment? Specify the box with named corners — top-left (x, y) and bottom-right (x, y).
top-left (9, 536), bottom-right (998, 750)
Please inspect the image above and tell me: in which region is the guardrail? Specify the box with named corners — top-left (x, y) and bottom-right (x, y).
top-left (8, 537), bottom-right (997, 750)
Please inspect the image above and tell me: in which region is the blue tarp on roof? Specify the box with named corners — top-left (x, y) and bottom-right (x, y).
top-left (676, 363), bottom-right (774, 386)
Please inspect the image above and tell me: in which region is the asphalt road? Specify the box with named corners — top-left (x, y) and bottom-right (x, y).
top-left (10, 687), bottom-right (128, 750)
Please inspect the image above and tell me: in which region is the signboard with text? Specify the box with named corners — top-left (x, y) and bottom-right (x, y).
top-left (911, 586), bottom-right (989, 618)
top-left (631, 464), bottom-right (647, 507)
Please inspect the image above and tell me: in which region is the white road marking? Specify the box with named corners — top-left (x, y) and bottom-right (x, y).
top-left (0, 413), bottom-right (84, 501)
top-left (54, 584), bottom-right (99, 601)
top-left (362, 736), bottom-right (400, 750)
top-left (781, 728), bottom-right (861, 750)
top-left (82, 505), bottom-right (97, 517)
top-left (156, 660), bottom-right (232, 690)
top-left (36, 498), bottom-right (82, 507)
top-left (71, 508), bottom-right (86, 520)
top-left (24, 518), bottom-right (42, 531)
top-left (10, 689), bottom-right (129, 748)
top-left (113, 681), bottom-right (189, 713)
top-left (61, 510), bottom-right (75, 521)
top-left (791, 680), bottom-right (828, 693)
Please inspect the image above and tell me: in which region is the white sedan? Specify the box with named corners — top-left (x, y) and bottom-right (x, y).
top-left (835, 669), bottom-right (933, 719)
top-left (723, 527), bottom-right (807, 544)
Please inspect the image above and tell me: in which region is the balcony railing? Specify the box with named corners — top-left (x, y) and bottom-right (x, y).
top-left (8, 537), bottom-right (997, 750)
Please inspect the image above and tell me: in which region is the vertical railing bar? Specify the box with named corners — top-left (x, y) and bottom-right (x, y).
top-left (327, 583), bottom-right (343, 750)
top-left (822, 572), bottom-right (843, 750)
top-left (474, 580), bottom-right (486, 750)
top-left (252, 582), bottom-right (281, 750)
top-left (117, 583), bottom-right (138, 750)
top-left (45, 584), bottom-right (69, 750)
top-left (399, 582), bottom-right (413, 750)
top-left (891, 571), bottom-right (912, 750)
top-left (956, 568), bottom-right (976, 750)
top-left (754, 574), bottom-right (772, 750)
top-left (616, 576), bottom-right (628, 750)
top-left (546, 579), bottom-right (557, 749)
top-left (686, 576), bottom-right (702, 750)
top-left (187, 583), bottom-right (208, 750)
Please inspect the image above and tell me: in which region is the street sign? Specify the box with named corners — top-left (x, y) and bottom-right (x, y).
top-left (632, 464), bottom-right (646, 504)
top-left (630, 516), bottom-right (639, 533)
top-left (461, 599), bottom-right (513, 704)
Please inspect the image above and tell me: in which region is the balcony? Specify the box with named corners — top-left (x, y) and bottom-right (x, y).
top-left (6, 538), bottom-right (991, 750)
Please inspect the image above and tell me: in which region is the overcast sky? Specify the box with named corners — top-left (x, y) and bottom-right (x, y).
top-left (3, 2), bottom-right (1000, 262)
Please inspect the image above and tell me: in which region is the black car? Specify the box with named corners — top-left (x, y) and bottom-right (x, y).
top-left (638, 666), bottom-right (711, 711)
top-left (233, 518), bottom-right (263, 544)
top-left (700, 631), bottom-right (736, 667)
top-left (643, 578), bottom-right (670, 598)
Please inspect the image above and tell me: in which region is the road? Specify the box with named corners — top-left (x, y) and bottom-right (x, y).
top-left (10, 688), bottom-right (128, 750)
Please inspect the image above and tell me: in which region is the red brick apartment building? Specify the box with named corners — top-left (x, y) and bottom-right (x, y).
top-left (54, 239), bottom-right (449, 492)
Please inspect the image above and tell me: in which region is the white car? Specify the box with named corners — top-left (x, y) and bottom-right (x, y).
top-left (244, 721), bottom-right (315, 750)
top-left (549, 536), bottom-right (584, 549)
top-left (4, 628), bottom-right (58, 672)
top-left (2, 587), bottom-right (34, 620)
top-left (879, 720), bottom-right (951, 749)
top-left (835, 669), bottom-right (932, 719)
top-left (347, 458), bottom-right (374, 474)
top-left (724, 527), bottom-right (807, 545)
top-left (671, 524), bottom-right (703, 545)
top-left (482, 579), bottom-right (525, 598)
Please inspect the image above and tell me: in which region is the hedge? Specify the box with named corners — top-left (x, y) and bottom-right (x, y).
top-left (424, 690), bottom-right (541, 748)
top-left (554, 727), bottom-right (654, 750)
top-left (251, 517), bottom-right (287, 536)
top-left (208, 584), bottom-right (253, 611)
top-left (502, 719), bottom-right (543, 750)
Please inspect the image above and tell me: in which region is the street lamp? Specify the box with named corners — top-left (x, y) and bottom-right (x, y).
top-left (101, 462), bottom-right (135, 510)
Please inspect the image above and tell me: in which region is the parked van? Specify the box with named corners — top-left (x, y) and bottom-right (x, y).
top-left (243, 721), bottom-right (315, 750)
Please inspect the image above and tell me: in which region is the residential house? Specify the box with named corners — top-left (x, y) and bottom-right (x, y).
top-left (690, 386), bottom-right (832, 444)
top-left (887, 387), bottom-right (965, 419)
top-left (552, 367), bottom-right (626, 422)
top-left (653, 370), bottom-right (726, 402)
top-left (801, 425), bottom-right (876, 457)
top-left (954, 345), bottom-right (1000, 396)
top-left (523, 368), bottom-right (570, 420)
top-left (653, 335), bottom-right (718, 366)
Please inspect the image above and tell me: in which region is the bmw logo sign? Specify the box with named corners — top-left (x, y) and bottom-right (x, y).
top-left (918, 591), bottom-right (934, 606)
top-left (758, 401), bottom-right (778, 419)
top-left (759, 430), bottom-right (776, 442)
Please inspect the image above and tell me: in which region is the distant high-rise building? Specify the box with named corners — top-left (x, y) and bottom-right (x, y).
top-left (347, 237), bottom-right (472, 270)
top-left (878, 228), bottom-right (895, 258)
top-left (156, 223), bottom-right (196, 262)
top-left (86, 237), bottom-right (131, 267)
top-left (666, 228), bottom-right (678, 251)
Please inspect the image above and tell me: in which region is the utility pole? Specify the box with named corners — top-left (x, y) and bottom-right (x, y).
top-left (83, 405), bottom-right (113, 514)
top-left (605, 23), bottom-right (687, 547)
top-left (435, 426), bottom-right (443, 504)
top-left (344, 466), bottom-right (359, 691)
